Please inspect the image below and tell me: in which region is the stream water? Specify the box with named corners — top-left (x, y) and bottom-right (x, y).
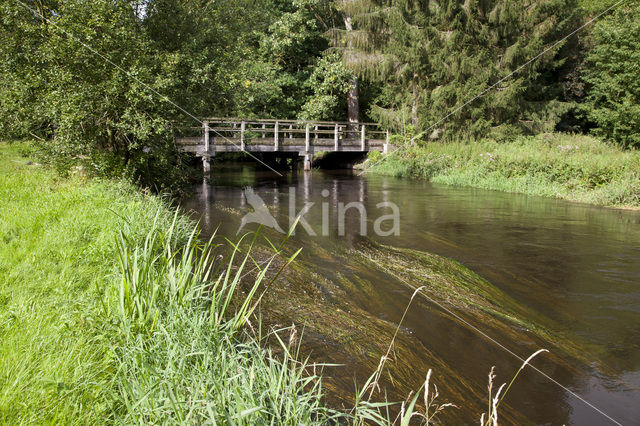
top-left (181, 164), bottom-right (640, 425)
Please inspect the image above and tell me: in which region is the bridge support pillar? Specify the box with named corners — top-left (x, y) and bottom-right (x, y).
top-left (303, 153), bottom-right (313, 171)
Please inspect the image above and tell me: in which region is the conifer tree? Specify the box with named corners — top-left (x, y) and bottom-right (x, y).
top-left (331, 0), bottom-right (580, 139)
top-left (581, 2), bottom-right (640, 148)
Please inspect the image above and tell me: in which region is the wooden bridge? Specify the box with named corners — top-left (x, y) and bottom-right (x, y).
top-left (176, 118), bottom-right (389, 172)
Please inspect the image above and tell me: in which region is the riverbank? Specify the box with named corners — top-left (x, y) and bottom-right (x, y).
top-left (0, 142), bottom-right (351, 423)
top-left (362, 134), bottom-right (640, 209)
top-left (2, 140), bottom-right (606, 423)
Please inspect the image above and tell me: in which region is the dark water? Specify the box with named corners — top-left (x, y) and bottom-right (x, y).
top-left (181, 164), bottom-right (640, 425)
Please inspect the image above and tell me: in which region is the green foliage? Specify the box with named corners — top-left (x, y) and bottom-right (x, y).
top-left (578, 0), bottom-right (621, 13)
top-left (581, 2), bottom-right (640, 148)
top-left (0, 1), bottom-right (190, 188)
top-left (300, 52), bottom-right (353, 120)
top-left (368, 149), bottom-right (382, 164)
top-left (0, 0), bottom-right (338, 187)
top-left (368, 133), bottom-right (640, 207)
top-left (334, 0), bottom-right (581, 138)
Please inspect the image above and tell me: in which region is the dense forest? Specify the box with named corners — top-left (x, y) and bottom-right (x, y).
top-left (0, 0), bottom-right (638, 186)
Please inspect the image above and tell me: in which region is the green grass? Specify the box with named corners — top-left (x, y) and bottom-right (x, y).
top-left (0, 141), bottom-right (404, 424)
top-left (0, 141), bottom-right (339, 423)
top-left (364, 133), bottom-right (640, 208)
top-left (0, 141), bottom-right (192, 422)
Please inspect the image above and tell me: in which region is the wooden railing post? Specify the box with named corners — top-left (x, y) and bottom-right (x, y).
top-left (202, 120), bottom-right (210, 177)
top-left (262, 123), bottom-right (266, 138)
top-left (240, 121), bottom-right (246, 151)
top-left (203, 120), bottom-right (209, 153)
top-left (361, 124), bottom-right (366, 150)
top-left (305, 123), bottom-right (310, 152)
top-left (274, 121), bottom-right (279, 151)
top-left (384, 129), bottom-right (389, 154)
top-left (334, 123), bottom-right (339, 151)
top-left (289, 124), bottom-right (293, 139)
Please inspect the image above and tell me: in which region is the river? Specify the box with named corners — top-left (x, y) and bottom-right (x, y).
top-left (181, 164), bottom-right (640, 425)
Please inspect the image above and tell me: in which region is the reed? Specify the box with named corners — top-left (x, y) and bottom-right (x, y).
top-left (105, 211), bottom-right (336, 422)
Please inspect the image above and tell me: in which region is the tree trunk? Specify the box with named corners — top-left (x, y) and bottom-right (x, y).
top-left (344, 14), bottom-right (360, 125)
top-left (411, 72), bottom-right (419, 128)
top-left (347, 76), bottom-right (359, 124)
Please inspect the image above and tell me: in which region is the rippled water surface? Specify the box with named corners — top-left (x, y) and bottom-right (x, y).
top-left (181, 164), bottom-right (640, 425)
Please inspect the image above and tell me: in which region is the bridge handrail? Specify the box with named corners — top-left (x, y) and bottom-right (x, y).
top-left (203, 117), bottom-right (384, 127)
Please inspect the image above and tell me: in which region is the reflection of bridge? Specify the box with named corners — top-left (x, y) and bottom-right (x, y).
top-left (176, 118), bottom-right (389, 172)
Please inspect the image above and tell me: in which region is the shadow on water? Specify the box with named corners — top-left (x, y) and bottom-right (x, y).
top-left (180, 163), bottom-right (640, 425)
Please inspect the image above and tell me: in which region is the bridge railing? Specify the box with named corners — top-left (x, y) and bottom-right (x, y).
top-left (176, 118), bottom-right (389, 153)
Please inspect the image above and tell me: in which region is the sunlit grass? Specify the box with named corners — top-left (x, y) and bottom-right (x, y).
top-left (366, 133), bottom-right (640, 208)
top-left (0, 142), bottom-right (388, 424)
top-left (0, 141), bottom-right (189, 422)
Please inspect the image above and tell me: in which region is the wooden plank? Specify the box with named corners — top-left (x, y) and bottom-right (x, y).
top-left (176, 137), bottom-right (203, 145)
top-left (179, 143), bottom-right (385, 154)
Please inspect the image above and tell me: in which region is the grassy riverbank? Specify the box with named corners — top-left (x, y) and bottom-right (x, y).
top-left (364, 134), bottom-right (640, 208)
top-left (0, 142), bottom-right (348, 423)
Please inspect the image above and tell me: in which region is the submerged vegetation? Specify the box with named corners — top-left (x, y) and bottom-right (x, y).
top-left (0, 142), bottom-right (449, 423)
top-left (352, 239), bottom-right (595, 364)
top-left (364, 134), bottom-right (640, 208)
top-left (0, 142), bottom-right (329, 422)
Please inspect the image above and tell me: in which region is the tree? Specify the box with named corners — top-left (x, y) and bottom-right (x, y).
top-left (331, 0), bottom-right (380, 123)
top-left (581, 2), bottom-right (640, 148)
top-left (0, 0), bottom-right (59, 140)
top-left (299, 52), bottom-right (353, 120)
top-left (330, 0), bottom-right (437, 130)
top-left (331, 0), bottom-right (580, 140)
top-left (237, 0), bottom-right (330, 118)
top-left (0, 0), bottom-right (317, 187)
